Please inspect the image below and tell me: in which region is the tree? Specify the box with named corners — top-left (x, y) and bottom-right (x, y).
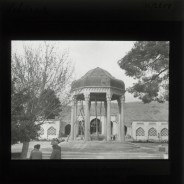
top-left (39, 88), bottom-right (62, 119)
top-left (11, 42), bottom-right (74, 158)
top-left (118, 41), bottom-right (169, 103)
top-left (11, 82), bottom-right (38, 144)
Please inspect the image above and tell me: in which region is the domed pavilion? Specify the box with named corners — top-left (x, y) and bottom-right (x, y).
top-left (70, 67), bottom-right (126, 142)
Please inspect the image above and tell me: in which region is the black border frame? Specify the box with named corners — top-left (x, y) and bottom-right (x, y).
top-left (1, 1), bottom-right (183, 184)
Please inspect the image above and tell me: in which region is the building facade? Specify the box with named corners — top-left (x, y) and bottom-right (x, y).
top-left (36, 68), bottom-right (168, 142)
top-left (38, 120), bottom-right (60, 140)
top-left (37, 118), bottom-right (168, 142)
top-left (131, 121), bottom-right (168, 141)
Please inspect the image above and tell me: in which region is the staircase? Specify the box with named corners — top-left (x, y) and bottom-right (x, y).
top-left (42, 151), bottom-right (165, 159)
top-left (41, 141), bottom-right (165, 159)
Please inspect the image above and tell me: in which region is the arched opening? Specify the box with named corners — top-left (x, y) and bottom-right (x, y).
top-left (136, 127), bottom-right (145, 136)
top-left (90, 118), bottom-right (101, 134)
top-left (124, 125), bottom-right (127, 135)
top-left (161, 128), bottom-right (168, 136)
top-left (111, 121), bottom-right (113, 135)
top-left (148, 127), bottom-right (157, 136)
top-left (47, 126), bottom-right (56, 135)
top-left (65, 124), bottom-right (71, 135)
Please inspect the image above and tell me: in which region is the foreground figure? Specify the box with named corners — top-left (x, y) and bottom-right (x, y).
top-left (30, 144), bottom-right (42, 159)
top-left (50, 139), bottom-right (61, 159)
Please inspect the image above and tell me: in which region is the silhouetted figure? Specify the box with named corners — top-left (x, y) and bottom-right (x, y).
top-left (30, 144), bottom-right (42, 159)
top-left (50, 144), bottom-right (61, 159)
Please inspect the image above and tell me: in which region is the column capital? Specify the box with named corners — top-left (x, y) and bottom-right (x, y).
top-left (106, 93), bottom-right (112, 101)
top-left (84, 93), bottom-right (90, 101)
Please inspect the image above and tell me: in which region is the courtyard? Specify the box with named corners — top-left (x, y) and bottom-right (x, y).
top-left (11, 140), bottom-right (168, 159)
top-left (11, 41), bottom-right (169, 160)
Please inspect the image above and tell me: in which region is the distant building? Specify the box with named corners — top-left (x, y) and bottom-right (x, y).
top-left (132, 121), bottom-right (168, 141)
top-left (37, 119), bottom-right (60, 140)
top-left (37, 67), bottom-right (168, 142)
top-left (37, 101), bottom-right (168, 142)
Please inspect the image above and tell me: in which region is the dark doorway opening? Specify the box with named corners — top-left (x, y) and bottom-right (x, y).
top-left (90, 118), bottom-right (101, 134)
top-left (124, 125), bottom-right (127, 135)
top-left (65, 124), bottom-right (71, 135)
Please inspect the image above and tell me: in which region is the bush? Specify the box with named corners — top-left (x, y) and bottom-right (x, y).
top-left (90, 134), bottom-right (105, 141)
top-left (131, 139), bottom-right (168, 143)
top-left (38, 138), bottom-right (51, 141)
top-left (59, 131), bottom-right (67, 137)
top-left (12, 152), bottom-right (21, 159)
top-left (132, 140), bottom-right (148, 143)
top-left (125, 134), bottom-right (132, 139)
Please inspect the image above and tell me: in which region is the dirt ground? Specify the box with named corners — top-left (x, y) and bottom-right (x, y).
top-left (11, 140), bottom-right (168, 159)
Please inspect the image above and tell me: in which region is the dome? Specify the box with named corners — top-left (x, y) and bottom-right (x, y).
top-left (71, 67), bottom-right (125, 91)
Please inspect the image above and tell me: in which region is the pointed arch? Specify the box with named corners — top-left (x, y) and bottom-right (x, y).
top-left (136, 127), bottom-right (145, 136)
top-left (90, 118), bottom-right (102, 134)
top-left (148, 127), bottom-right (157, 136)
top-left (47, 126), bottom-right (56, 135)
top-left (161, 128), bottom-right (168, 136)
top-left (65, 124), bottom-right (71, 135)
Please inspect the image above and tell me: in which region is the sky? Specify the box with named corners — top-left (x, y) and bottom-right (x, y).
top-left (12, 41), bottom-right (141, 102)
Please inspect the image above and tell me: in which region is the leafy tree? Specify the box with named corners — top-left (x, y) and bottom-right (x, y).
top-left (118, 41), bottom-right (169, 103)
top-left (11, 42), bottom-right (74, 158)
top-left (39, 88), bottom-right (62, 119)
top-left (11, 79), bottom-right (41, 157)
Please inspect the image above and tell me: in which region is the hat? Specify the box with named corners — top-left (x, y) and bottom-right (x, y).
top-left (51, 139), bottom-right (59, 145)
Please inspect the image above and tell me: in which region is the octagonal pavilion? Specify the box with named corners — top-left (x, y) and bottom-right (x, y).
top-left (70, 67), bottom-right (126, 142)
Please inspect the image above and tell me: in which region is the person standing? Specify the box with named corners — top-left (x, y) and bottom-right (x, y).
top-left (30, 144), bottom-right (42, 159)
top-left (50, 142), bottom-right (61, 159)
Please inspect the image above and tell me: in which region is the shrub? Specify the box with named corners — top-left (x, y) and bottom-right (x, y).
top-left (125, 134), bottom-right (132, 139)
top-left (90, 134), bottom-right (105, 141)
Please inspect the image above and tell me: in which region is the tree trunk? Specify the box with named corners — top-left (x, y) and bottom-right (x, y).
top-left (21, 141), bottom-right (29, 159)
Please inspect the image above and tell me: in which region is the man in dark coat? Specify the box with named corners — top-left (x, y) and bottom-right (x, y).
top-left (30, 144), bottom-right (42, 159)
top-left (50, 143), bottom-right (61, 159)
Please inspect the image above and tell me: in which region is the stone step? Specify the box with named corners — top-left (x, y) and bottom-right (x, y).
top-left (42, 152), bottom-right (165, 159)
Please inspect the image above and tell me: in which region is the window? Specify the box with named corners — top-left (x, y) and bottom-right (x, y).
top-left (148, 127), bottom-right (157, 136)
top-left (136, 127), bottom-right (145, 136)
top-left (40, 127), bottom-right (44, 135)
top-left (161, 128), bottom-right (168, 136)
top-left (47, 126), bottom-right (56, 135)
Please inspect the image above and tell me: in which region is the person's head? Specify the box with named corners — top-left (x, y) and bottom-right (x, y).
top-left (34, 144), bottom-right (40, 150)
top-left (51, 138), bottom-right (59, 145)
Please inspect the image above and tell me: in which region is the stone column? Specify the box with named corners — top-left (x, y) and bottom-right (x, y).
top-left (106, 93), bottom-right (112, 141)
top-left (84, 93), bottom-right (90, 141)
top-left (104, 101), bottom-right (107, 140)
top-left (119, 95), bottom-right (125, 142)
top-left (74, 100), bottom-right (78, 140)
top-left (70, 97), bottom-right (75, 140)
top-left (117, 99), bottom-right (121, 141)
top-left (89, 100), bottom-right (91, 110)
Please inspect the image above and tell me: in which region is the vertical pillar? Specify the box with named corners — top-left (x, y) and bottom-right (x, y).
top-left (119, 95), bottom-right (125, 142)
top-left (106, 93), bottom-right (112, 141)
top-left (70, 96), bottom-right (75, 140)
top-left (84, 93), bottom-right (90, 141)
top-left (89, 100), bottom-right (91, 110)
top-left (117, 99), bottom-right (121, 141)
top-left (74, 100), bottom-right (78, 140)
top-left (104, 101), bottom-right (107, 140)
